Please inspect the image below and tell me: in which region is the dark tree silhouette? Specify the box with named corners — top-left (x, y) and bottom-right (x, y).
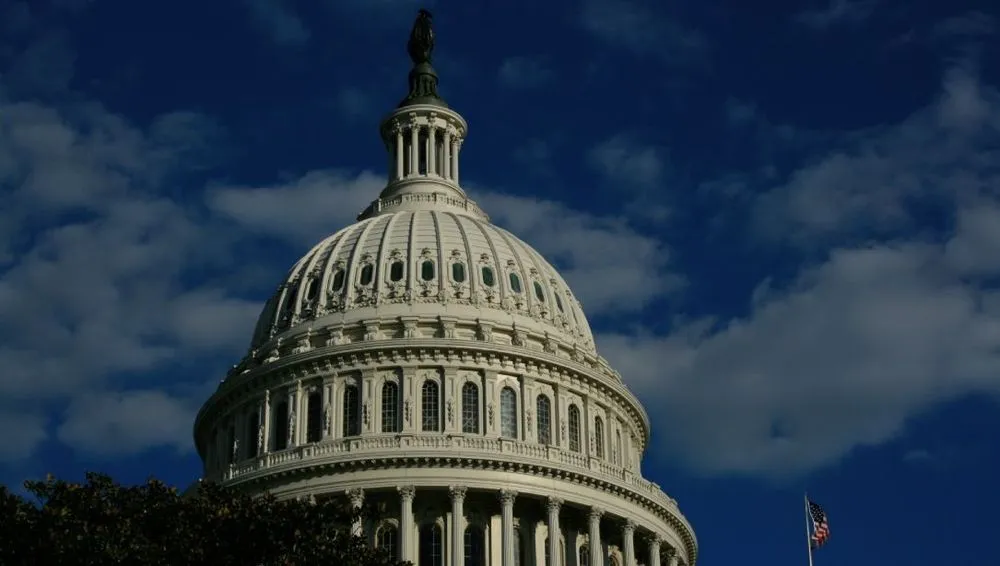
top-left (0, 472), bottom-right (406, 566)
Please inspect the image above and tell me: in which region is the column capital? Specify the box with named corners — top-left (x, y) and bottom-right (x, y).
top-left (499, 489), bottom-right (518, 505)
top-left (647, 533), bottom-right (662, 546)
top-left (663, 546), bottom-right (677, 558)
top-left (589, 507), bottom-right (605, 520)
top-left (546, 496), bottom-right (563, 513)
top-left (449, 485), bottom-right (468, 500)
top-left (398, 485), bottom-right (416, 500)
top-left (346, 488), bottom-right (365, 507)
top-left (623, 519), bottom-right (637, 533)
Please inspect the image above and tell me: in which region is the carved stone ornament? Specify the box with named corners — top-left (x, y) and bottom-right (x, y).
top-left (287, 410), bottom-right (296, 445)
top-left (525, 408), bottom-right (533, 432)
top-left (448, 485), bottom-right (467, 500)
top-left (346, 488), bottom-right (365, 507)
top-left (323, 402), bottom-right (332, 436)
top-left (560, 420), bottom-right (567, 441)
top-left (231, 438), bottom-right (239, 461)
top-left (498, 489), bottom-right (517, 505)
top-left (404, 399), bottom-right (412, 423)
top-left (446, 400), bottom-right (454, 424)
top-left (398, 485), bottom-right (416, 500)
top-left (546, 497), bottom-right (563, 513)
top-left (256, 424), bottom-right (264, 456)
top-left (363, 401), bottom-right (371, 426)
top-left (487, 403), bottom-right (495, 427)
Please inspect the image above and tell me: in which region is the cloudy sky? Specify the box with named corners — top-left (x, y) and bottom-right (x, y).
top-left (2, 0), bottom-right (999, 563)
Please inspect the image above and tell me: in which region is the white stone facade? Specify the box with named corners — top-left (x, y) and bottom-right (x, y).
top-left (194, 46), bottom-right (697, 566)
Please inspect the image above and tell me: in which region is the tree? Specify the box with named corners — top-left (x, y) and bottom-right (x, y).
top-left (0, 472), bottom-right (407, 566)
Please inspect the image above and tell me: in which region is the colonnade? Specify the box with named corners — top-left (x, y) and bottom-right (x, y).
top-left (387, 115), bottom-right (463, 183)
top-left (341, 486), bottom-right (685, 566)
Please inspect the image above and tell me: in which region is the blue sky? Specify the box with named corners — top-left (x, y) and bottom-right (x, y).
top-left (1, 0), bottom-right (999, 564)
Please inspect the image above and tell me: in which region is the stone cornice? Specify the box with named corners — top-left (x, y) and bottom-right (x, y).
top-left (223, 447), bottom-right (697, 565)
top-left (196, 340), bottom-right (651, 453)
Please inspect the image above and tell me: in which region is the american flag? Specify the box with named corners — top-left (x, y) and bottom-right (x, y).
top-left (808, 499), bottom-right (830, 549)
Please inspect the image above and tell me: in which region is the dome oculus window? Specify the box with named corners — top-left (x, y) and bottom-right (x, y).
top-left (421, 260), bottom-right (435, 281)
top-left (390, 261), bottom-right (405, 282)
top-left (509, 272), bottom-right (523, 293)
top-left (452, 262), bottom-right (466, 283)
top-left (481, 266), bottom-right (496, 287)
top-left (360, 264), bottom-right (374, 286)
top-left (533, 281), bottom-right (545, 302)
top-left (331, 269), bottom-right (346, 292)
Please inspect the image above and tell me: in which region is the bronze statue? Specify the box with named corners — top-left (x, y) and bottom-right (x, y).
top-left (407, 9), bottom-right (435, 66)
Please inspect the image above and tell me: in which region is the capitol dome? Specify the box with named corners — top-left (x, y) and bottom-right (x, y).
top-left (194, 11), bottom-right (696, 566)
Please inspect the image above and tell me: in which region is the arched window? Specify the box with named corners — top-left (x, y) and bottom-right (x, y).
top-left (482, 266), bottom-right (496, 287)
top-left (568, 405), bottom-right (581, 452)
top-left (500, 386), bottom-right (518, 439)
top-left (390, 261), bottom-right (404, 282)
top-left (304, 278), bottom-right (318, 302)
top-left (343, 385), bottom-right (360, 436)
top-left (533, 281), bottom-right (545, 302)
top-left (273, 400), bottom-right (289, 451)
top-left (422, 380), bottom-right (440, 431)
top-left (246, 411), bottom-right (260, 458)
top-left (382, 381), bottom-right (400, 433)
top-left (360, 264), bottom-right (374, 285)
top-left (419, 523), bottom-right (444, 566)
top-left (377, 524), bottom-right (399, 560)
top-left (509, 272), bottom-right (523, 293)
top-left (331, 269), bottom-right (345, 292)
top-left (306, 390), bottom-right (323, 443)
top-left (594, 417), bottom-right (605, 458)
top-left (537, 395), bottom-right (552, 445)
top-left (461, 382), bottom-right (479, 434)
top-left (452, 262), bottom-right (467, 283)
top-left (464, 524), bottom-right (486, 566)
top-left (421, 260), bottom-right (435, 281)
top-left (615, 429), bottom-right (623, 465)
top-left (579, 545), bottom-right (590, 566)
top-left (555, 292), bottom-right (564, 313)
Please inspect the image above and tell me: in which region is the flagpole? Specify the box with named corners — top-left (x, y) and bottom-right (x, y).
top-left (804, 494), bottom-right (814, 566)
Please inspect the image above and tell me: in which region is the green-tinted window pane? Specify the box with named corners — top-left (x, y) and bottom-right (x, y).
top-left (331, 270), bottom-right (345, 291)
top-left (421, 260), bottom-right (435, 281)
top-left (533, 281), bottom-right (545, 302)
top-left (482, 266), bottom-right (495, 287)
top-left (360, 265), bottom-right (374, 285)
top-left (555, 293), bottom-right (564, 313)
top-left (452, 262), bottom-right (466, 282)
top-left (509, 273), bottom-right (522, 293)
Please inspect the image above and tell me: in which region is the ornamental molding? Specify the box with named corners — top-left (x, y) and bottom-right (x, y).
top-left (200, 341), bottom-right (650, 452)
top-left (221, 449), bottom-right (696, 565)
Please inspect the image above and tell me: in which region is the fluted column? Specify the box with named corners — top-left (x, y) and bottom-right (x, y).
top-left (450, 486), bottom-right (467, 566)
top-left (443, 129), bottom-right (452, 180)
top-left (664, 547), bottom-right (679, 566)
top-left (622, 521), bottom-right (636, 566)
top-left (399, 486), bottom-right (416, 563)
top-left (409, 121), bottom-right (419, 175)
top-left (453, 138), bottom-right (461, 183)
top-left (395, 124), bottom-right (404, 180)
top-left (347, 488), bottom-right (365, 537)
top-left (260, 391), bottom-right (270, 455)
top-left (428, 124), bottom-right (437, 176)
top-left (547, 497), bottom-right (562, 566)
top-left (648, 536), bottom-right (661, 566)
top-left (588, 508), bottom-right (604, 566)
top-left (500, 490), bottom-right (517, 566)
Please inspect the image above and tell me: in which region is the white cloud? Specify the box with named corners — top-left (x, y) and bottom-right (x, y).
top-left (600, 66), bottom-right (1000, 478)
top-left (57, 390), bottom-right (201, 456)
top-left (474, 191), bottom-right (681, 315)
top-left (588, 135), bottom-right (666, 189)
top-left (206, 170), bottom-right (383, 245)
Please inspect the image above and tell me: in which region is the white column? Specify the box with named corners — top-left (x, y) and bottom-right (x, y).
top-left (588, 508), bottom-right (604, 566)
top-left (260, 390), bottom-right (270, 455)
top-left (622, 521), bottom-right (636, 566)
top-left (665, 547), bottom-right (679, 566)
top-left (429, 124), bottom-right (437, 176)
top-left (648, 536), bottom-right (661, 566)
top-left (409, 122), bottom-right (419, 176)
top-left (399, 486), bottom-right (416, 563)
top-left (443, 129), bottom-right (452, 180)
top-left (287, 389), bottom-right (298, 448)
top-left (500, 490), bottom-right (517, 566)
top-left (453, 138), bottom-right (461, 184)
top-left (347, 489), bottom-right (365, 537)
top-left (547, 497), bottom-right (562, 566)
top-left (450, 486), bottom-right (467, 566)
top-left (395, 125), bottom-right (405, 180)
